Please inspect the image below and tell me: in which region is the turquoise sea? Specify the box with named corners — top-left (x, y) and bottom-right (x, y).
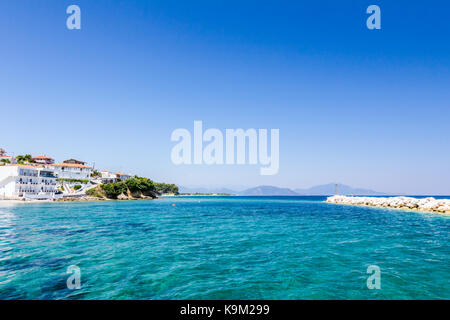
top-left (0, 196), bottom-right (449, 300)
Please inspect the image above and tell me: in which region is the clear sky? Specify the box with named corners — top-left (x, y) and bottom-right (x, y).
top-left (1, 1), bottom-right (449, 194)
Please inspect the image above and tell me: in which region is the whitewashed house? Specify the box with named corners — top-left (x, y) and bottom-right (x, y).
top-left (100, 171), bottom-right (132, 183)
top-left (101, 170), bottom-right (118, 184)
top-left (32, 155), bottom-right (55, 165)
top-left (116, 172), bottom-right (132, 181)
top-left (0, 165), bottom-right (58, 200)
top-left (50, 163), bottom-right (93, 180)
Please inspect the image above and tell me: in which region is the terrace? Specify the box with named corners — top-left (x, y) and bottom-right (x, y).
top-left (40, 171), bottom-right (56, 178)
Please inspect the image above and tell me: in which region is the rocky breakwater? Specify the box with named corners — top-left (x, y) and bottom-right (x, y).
top-left (326, 195), bottom-right (450, 215)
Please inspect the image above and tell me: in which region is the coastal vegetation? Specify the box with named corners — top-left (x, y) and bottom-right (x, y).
top-left (86, 176), bottom-right (178, 200)
top-left (91, 170), bottom-right (101, 178)
top-left (0, 159), bottom-right (11, 165)
top-left (154, 182), bottom-right (179, 195)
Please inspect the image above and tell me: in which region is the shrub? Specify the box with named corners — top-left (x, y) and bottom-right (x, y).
top-left (154, 182), bottom-right (179, 195)
top-left (91, 170), bottom-right (101, 178)
top-left (73, 185), bottom-right (82, 191)
top-left (125, 177), bottom-right (155, 194)
top-left (91, 176), bottom-right (177, 199)
top-left (101, 181), bottom-right (128, 199)
top-left (86, 187), bottom-right (105, 198)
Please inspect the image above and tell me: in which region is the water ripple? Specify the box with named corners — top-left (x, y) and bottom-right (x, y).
top-left (0, 197), bottom-right (448, 299)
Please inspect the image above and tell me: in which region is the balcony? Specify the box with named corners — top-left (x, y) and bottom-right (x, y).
top-left (40, 171), bottom-right (56, 178)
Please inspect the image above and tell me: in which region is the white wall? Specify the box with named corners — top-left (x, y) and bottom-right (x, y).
top-left (52, 166), bottom-right (92, 180)
top-left (0, 166), bottom-right (57, 199)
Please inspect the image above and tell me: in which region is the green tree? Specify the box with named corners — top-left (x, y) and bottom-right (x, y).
top-left (91, 170), bottom-right (101, 178)
top-left (94, 176), bottom-right (176, 199)
top-left (101, 181), bottom-right (128, 199)
top-left (15, 154), bottom-right (36, 164)
top-left (154, 182), bottom-right (179, 195)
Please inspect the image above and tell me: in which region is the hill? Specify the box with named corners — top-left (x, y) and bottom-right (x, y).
top-left (240, 185), bottom-right (298, 196)
top-left (295, 183), bottom-right (385, 196)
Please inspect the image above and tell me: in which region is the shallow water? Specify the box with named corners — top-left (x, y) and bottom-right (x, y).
top-left (0, 196), bottom-right (448, 299)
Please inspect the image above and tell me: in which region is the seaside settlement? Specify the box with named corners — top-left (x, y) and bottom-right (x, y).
top-left (0, 147), bottom-right (178, 201)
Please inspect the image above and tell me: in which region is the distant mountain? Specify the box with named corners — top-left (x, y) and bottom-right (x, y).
top-left (179, 186), bottom-right (238, 194)
top-left (294, 183), bottom-right (386, 196)
top-left (240, 185), bottom-right (298, 196)
top-left (180, 183), bottom-right (386, 196)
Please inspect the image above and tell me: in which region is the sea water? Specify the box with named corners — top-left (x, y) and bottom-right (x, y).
top-left (0, 196), bottom-right (448, 299)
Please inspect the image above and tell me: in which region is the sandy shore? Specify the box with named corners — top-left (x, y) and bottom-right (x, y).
top-left (326, 195), bottom-right (450, 215)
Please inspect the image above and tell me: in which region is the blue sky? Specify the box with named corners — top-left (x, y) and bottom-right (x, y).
top-left (1, 1), bottom-right (449, 194)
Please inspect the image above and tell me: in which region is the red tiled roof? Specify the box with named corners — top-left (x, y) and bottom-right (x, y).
top-left (33, 155), bottom-right (54, 160)
top-left (63, 159), bottom-right (86, 164)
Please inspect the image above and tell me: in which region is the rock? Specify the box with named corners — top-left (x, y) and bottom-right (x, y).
top-left (117, 193), bottom-right (129, 200)
top-left (326, 195), bottom-right (449, 215)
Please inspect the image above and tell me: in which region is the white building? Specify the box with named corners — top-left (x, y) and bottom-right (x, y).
top-left (0, 165), bottom-right (58, 200)
top-left (32, 155), bottom-right (55, 165)
top-left (101, 170), bottom-right (118, 184)
top-left (50, 163), bottom-right (93, 180)
top-left (100, 171), bottom-right (132, 184)
top-left (116, 172), bottom-right (132, 181)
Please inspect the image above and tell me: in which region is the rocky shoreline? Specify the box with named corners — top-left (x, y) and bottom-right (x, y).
top-left (326, 195), bottom-right (450, 215)
top-left (56, 194), bottom-right (157, 202)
